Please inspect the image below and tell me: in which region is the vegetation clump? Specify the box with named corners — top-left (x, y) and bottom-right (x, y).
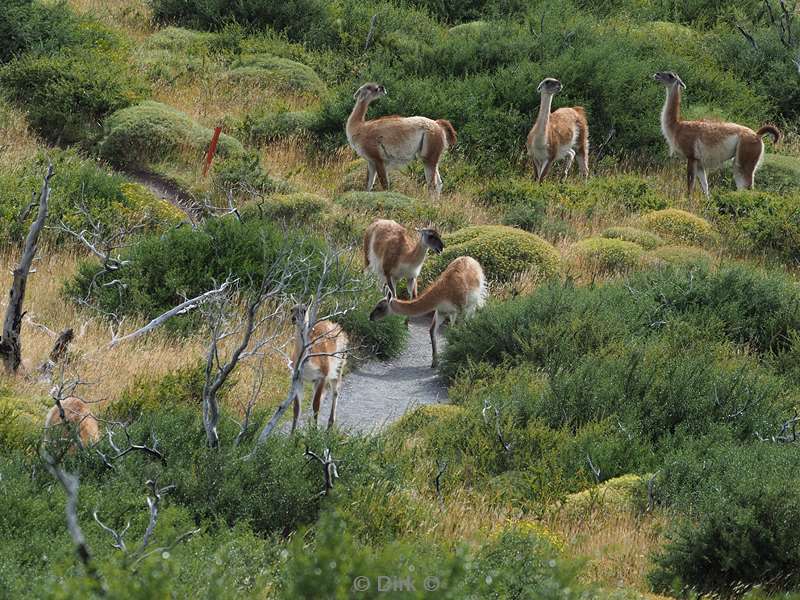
top-left (225, 54), bottom-right (326, 95)
top-left (601, 226), bottom-right (664, 250)
top-left (99, 101), bottom-right (244, 170)
top-left (638, 208), bottom-right (716, 246)
top-left (568, 236), bottom-right (644, 276)
top-left (424, 225), bottom-right (560, 284)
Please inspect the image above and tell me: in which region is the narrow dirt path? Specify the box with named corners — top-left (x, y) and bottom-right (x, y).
top-left (293, 316), bottom-right (449, 434)
top-left (125, 170), bottom-right (203, 221)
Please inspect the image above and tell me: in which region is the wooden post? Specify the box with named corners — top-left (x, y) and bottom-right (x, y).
top-left (202, 126), bottom-right (223, 178)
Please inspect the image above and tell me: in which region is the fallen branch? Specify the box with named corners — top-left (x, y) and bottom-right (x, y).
top-left (305, 447), bottom-right (339, 495)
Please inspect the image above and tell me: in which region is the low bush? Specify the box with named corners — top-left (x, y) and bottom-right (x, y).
top-left (638, 208), bottom-right (717, 246)
top-left (65, 215), bottom-right (324, 325)
top-left (225, 54), bottom-right (325, 95)
top-left (108, 363), bottom-right (209, 420)
top-left (244, 110), bottom-right (318, 143)
top-left (710, 190), bottom-right (800, 263)
top-left (601, 226), bottom-right (664, 250)
top-left (99, 101), bottom-right (244, 170)
top-left (331, 287), bottom-right (408, 360)
top-left (0, 48), bottom-right (146, 145)
top-left (212, 152), bottom-right (295, 195)
top-left (756, 154), bottom-right (800, 194)
top-left (501, 202), bottom-right (546, 233)
top-left (138, 26), bottom-right (216, 84)
top-left (643, 245), bottom-right (713, 270)
top-left (0, 149), bottom-right (183, 244)
top-left (255, 192), bottom-right (327, 227)
top-left (478, 179), bottom-right (544, 207)
top-left (334, 191), bottom-right (468, 231)
top-left (568, 237), bottom-right (644, 276)
top-left (423, 225), bottom-right (561, 284)
top-left (0, 389), bottom-right (41, 453)
top-left (651, 441), bottom-right (800, 594)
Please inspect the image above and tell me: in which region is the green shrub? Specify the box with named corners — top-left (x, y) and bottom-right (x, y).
top-left (601, 226), bottom-right (664, 250)
top-left (150, 0), bottom-right (338, 48)
top-left (0, 149), bottom-right (183, 244)
top-left (108, 363), bottom-right (209, 420)
top-left (710, 190), bottom-right (800, 262)
top-left (334, 191), bottom-right (468, 231)
top-left (501, 202), bottom-right (546, 233)
top-left (99, 101), bottom-right (244, 170)
top-left (424, 225), bottom-right (561, 284)
top-left (651, 441), bottom-right (800, 594)
top-left (479, 179), bottom-right (543, 206)
top-left (568, 237), bottom-right (644, 275)
top-left (225, 54), bottom-right (325, 95)
top-left (212, 152), bottom-right (295, 195)
top-left (757, 154), bottom-right (800, 194)
top-left (138, 26), bottom-right (215, 84)
top-left (638, 208), bottom-right (717, 245)
top-left (255, 192), bottom-right (327, 227)
top-left (0, 0), bottom-right (118, 63)
top-left (644, 245), bottom-right (713, 270)
top-left (0, 390), bottom-right (41, 453)
top-left (0, 48), bottom-right (145, 145)
top-left (245, 110), bottom-right (317, 143)
top-left (65, 215), bottom-right (325, 325)
top-left (331, 287), bottom-right (408, 360)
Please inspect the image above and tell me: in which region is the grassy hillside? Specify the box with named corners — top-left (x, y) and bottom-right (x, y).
top-left (1, 0), bottom-right (799, 597)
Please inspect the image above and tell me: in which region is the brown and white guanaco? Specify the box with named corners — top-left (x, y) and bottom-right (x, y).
top-left (44, 397), bottom-right (100, 447)
top-left (527, 78), bottom-right (589, 183)
top-left (654, 71), bottom-right (781, 197)
top-left (290, 304), bottom-right (348, 432)
top-left (346, 82), bottom-right (457, 197)
top-left (363, 218), bottom-right (444, 299)
top-left (369, 256), bottom-right (486, 368)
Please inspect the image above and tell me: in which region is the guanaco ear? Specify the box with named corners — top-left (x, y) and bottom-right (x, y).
top-left (674, 74), bottom-right (686, 89)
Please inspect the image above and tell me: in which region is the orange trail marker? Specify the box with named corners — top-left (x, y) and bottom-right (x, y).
top-left (202, 126), bottom-right (223, 177)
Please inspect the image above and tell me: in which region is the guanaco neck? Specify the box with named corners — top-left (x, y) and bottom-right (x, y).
top-left (389, 288), bottom-right (443, 317)
top-left (532, 93), bottom-right (554, 143)
top-left (407, 234), bottom-right (430, 267)
top-left (346, 96), bottom-right (372, 137)
top-left (661, 84), bottom-right (682, 134)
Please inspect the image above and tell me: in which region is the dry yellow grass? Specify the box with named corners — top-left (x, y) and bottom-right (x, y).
top-left (0, 100), bottom-right (41, 170)
top-left (0, 249), bottom-right (295, 428)
top-left (67, 0), bottom-right (154, 40)
top-left (546, 507), bottom-right (666, 593)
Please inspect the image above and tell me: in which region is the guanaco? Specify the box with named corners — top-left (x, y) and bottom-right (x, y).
top-left (44, 397), bottom-right (100, 447)
top-left (346, 82), bottom-right (457, 197)
top-left (527, 78), bottom-right (589, 183)
top-left (654, 71), bottom-right (781, 197)
top-left (369, 256), bottom-right (486, 368)
top-left (363, 219), bottom-right (444, 299)
top-left (290, 304), bottom-right (348, 432)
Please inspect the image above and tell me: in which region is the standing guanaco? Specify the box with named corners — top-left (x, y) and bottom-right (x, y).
top-left (654, 71), bottom-right (781, 197)
top-left (363, 218), bottom-right (444, 299)
top-left (290, 304), bottom-right (348, 432)
top-left (527, 78), bottom-right (589, 183)
top-left (369, 256), bottom-right (486, 368)
top-left (346, 82), bottom-right (457, 197)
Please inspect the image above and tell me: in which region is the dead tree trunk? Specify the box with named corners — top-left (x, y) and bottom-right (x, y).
top-left (0, 164), bottom-right (53, 374)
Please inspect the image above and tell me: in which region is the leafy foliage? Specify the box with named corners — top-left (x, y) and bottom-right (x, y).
top-left (568, 236), bottom-right (644, 276)
top-left (638, 208), bottom-right (717, 246)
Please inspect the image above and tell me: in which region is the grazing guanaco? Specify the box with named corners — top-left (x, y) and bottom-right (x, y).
top-left (527, 78), bottom-right (589, 183)
top-left (654, 71), bottom-right (781, 197)
top-left (290, 304), bottom-right (348, 432)
top-left (363, 218), bottom-right (444, 299)
top-left (346, 82), bottom-right (457, 197)
top-left (44, 397), bottom-right (100, 447)
top-left (369, 256), bottom-right (486, 368)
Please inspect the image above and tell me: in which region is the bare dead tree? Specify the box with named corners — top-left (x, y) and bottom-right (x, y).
top-left (586, 454), bottom-right (601, 483)
top-left (756, 410), bottom-right (800, 443)
top-left (305, 446), bottom-right (339, 495)
top-left (95, 420), bottom-right (164, 469)
top-left (253, 248), bottom-right (365, 446)
top-left (93, 478), bottom-right (199, 570)
top-left (1, 164), bottom-right (53, 373)
top-left (482, 400), bottom-right (512, 453)
top-left (235, 359), bottom-right (266, 447)
top-left (365, 14), bottom-right (378, 50)
top-left (38, 327), bottom-right (74, 382)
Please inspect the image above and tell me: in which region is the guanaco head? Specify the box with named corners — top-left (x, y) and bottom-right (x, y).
top-left (290, 303), bottom-right (308, 328)
top-left (353, 82), bottom-right (387, 102)
top-left (416, 228), bottom-right (444, 254)
top-left (537, 78), bottom-right (562, 95)
top-left (368, 290), bottom-right (394, 321)
top-left (653, 71), bottom-right (685, 89)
